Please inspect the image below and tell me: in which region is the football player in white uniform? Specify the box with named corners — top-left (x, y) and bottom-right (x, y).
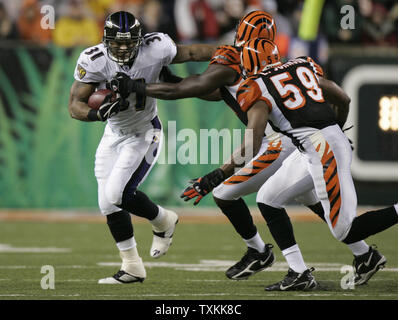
top-left (68, 11), bottom-right (217, 284)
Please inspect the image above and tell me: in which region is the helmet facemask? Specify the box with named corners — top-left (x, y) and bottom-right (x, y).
top-left (105, 37), bottom-right (142, 65)
top-left (103, 12), bottom-right (143, 65)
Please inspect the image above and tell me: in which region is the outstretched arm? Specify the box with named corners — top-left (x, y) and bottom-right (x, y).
top-left (180, 100), bottom-right (269, 205)
top-left (143, 64), bottom-right (238, 100)
top-left (221, 101), bottom-right (269, 178)
top-left (319, 77), bottom-right (351, 128)
top-left (172, 44), bottom-right (218, 63)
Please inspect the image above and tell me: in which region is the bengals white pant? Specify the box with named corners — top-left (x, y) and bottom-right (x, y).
top-left (257, 124), bottom-right (356, 241)
top-left (95, 116), bottom-right (163, 215)
top-left (212, 133), bottom-right (319, 207)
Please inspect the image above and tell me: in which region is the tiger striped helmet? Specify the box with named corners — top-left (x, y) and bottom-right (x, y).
top-left (234, 11), bottom-right (276, 47)
top-left (241, 39), bottom-right (281, 76)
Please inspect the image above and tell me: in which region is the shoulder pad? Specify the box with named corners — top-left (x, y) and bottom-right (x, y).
top-left (78, 45), bottom-right (107, 72)
top-left (210, 45), bottom-right (241, 66)
top-left (74, 45), bottom-right (107, 82)
top-left (142, 32), bottom-right (174, 48)
top-left (305, 56), bottom-right (324, 77)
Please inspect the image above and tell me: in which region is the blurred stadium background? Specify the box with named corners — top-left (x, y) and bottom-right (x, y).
top-left (0, 0), bottom-right (397, 212)
top-left (0, 0), bottom-right (398, 301)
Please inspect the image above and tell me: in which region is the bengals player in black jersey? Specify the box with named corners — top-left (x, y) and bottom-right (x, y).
top-left (231, 39), bottom-right (396, 290)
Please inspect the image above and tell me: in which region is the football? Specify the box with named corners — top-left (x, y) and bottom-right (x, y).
top-left (88, 89), bottom-right (116, 110)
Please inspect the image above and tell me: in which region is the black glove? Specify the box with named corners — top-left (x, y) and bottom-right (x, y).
top-left (88, 93), bottom-right (122, 122)
top-left (159, 66), bottom-right (183, 83)
top-left (180, 168), bottom-right (225, 205)
top-left (110, 72), bottom-right (146, 99)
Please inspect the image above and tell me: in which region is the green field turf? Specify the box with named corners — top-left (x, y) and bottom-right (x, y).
top-left (0, 218), bottom-right (397, 301)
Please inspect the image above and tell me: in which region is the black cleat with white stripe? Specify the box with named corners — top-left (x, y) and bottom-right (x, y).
top-left (226, 244), bottom-right (275, 280)
top-left (353, 245), bottom-right (386, 286)
top-left (98, 270), bottom-right (145, 284)
top-left (265, 267), bottom-right (318, 291)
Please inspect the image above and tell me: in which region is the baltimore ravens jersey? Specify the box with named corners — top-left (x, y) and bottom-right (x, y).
top-left (74, 32), bottom-right (177, 134)
top-left (209, 45), bottom-right (275, 136)
top-left (237, 57), bottom-right (337, 148)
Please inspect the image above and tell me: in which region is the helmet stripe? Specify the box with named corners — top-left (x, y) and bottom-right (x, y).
top-left (238, 11), bottom-right (262, 43)
top-left (241, 13), bottom-right (263, 41)
top-left (247, 46), bottom-right (255, 73)
top-left (246, 16), bottom-right (267, 40)
top-left (238, 12), bottom-right (275, 43)
top-left (254, 38), bottom-right (261, 69)
top-left (125, 12), bottom-right (128, 31)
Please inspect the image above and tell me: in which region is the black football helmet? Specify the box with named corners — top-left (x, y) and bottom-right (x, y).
top-left (103, 11), bottom-right (143, 65)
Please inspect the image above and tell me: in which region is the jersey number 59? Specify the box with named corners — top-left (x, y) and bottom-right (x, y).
top-left (270, 66), bottom-right (324, 110)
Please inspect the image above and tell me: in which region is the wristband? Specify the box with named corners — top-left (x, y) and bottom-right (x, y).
top-left (87, 109), bottom-right (99, 121)
top-left (210, 168), bottom-right (225, 186)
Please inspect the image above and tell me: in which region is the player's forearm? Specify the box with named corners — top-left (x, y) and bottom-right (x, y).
top-left (68, 81), bottom-right (97, 121)
top-left (221, 128), bottom-right (263, 178)
top-left (68, 100), bottom-right (94, 122)
top-left (221, 102), bottom-right (268, 177)
top-left (197, 89), bottom-right (222, 101)
top-left (188, 44), bottom-right (218, 61)
top-left (145, 76), bottom-right (216, 100)
top-left (144, 83), bottom-right (188, 100)
top-left (173, 44), bottom-right (218, 63)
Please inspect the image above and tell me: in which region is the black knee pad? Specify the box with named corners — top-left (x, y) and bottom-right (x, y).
top-left (213, 196), bottom-right (237, 209)
top-left (257, 202), bottom-right (296, 251)
top-left (214, 196), bottom-right (257, 240)
top-left (106, 210), bottom-right (134, 243)
top-left (307, 202), bottom-right (326, 222)
top-left (258, 202), bottom-right (288, 223)
top-left (120, 190), bottom-right (159, 220)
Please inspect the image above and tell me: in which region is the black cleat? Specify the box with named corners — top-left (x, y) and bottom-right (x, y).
top-left (98, 270), bottom-right (145, 284)
top-left (353, 245), bottom-right (386, 286)
top-left (226, 244), bottom-right (275, 280)
top-left (265, 267), bottom-right (318, 291)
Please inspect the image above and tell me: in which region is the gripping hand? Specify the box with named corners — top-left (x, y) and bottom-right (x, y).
top-left (97, 93), bottom-right (122, 121)
top-left (180, 169), bottom-right (225, 205)
top-left (110, 72), bottom-right (146, 98)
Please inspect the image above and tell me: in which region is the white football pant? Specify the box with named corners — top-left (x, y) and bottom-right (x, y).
top-left (95, 116), bottom-right (163, 215)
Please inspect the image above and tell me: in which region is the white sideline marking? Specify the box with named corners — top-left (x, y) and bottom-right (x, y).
top-left (0, 244), bottom-right (71, 253)
top-left (0, 261), bottom-right (397, 272)
top-left (0, 265), bottom-right (102, 269)
top-left (97, 260), bottom-right (398, 272)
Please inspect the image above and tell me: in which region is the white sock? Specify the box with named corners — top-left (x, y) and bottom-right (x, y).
top-left (282, 244), bottom-right (307, 273)
top-left (244, 232), bottom-right (266, 253)
top-left (348, 241), bottom-right (369, 256)
top-left (116, 236), bottom-right (137, 251)
top-left (150, 206), bottom-right (166, 229)
top-left (394, 203), bottom-right (398, 215)
top-left (120, 246), bottom-right (142, 273)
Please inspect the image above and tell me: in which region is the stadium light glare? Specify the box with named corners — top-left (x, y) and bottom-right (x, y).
top-left (378, 96), bottom-right (398, 132)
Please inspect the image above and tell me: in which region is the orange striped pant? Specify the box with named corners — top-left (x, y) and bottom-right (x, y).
top-left (257, 124), bottom-right (356, 241)
top-left (213, 133), bottom-right (317, 206)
